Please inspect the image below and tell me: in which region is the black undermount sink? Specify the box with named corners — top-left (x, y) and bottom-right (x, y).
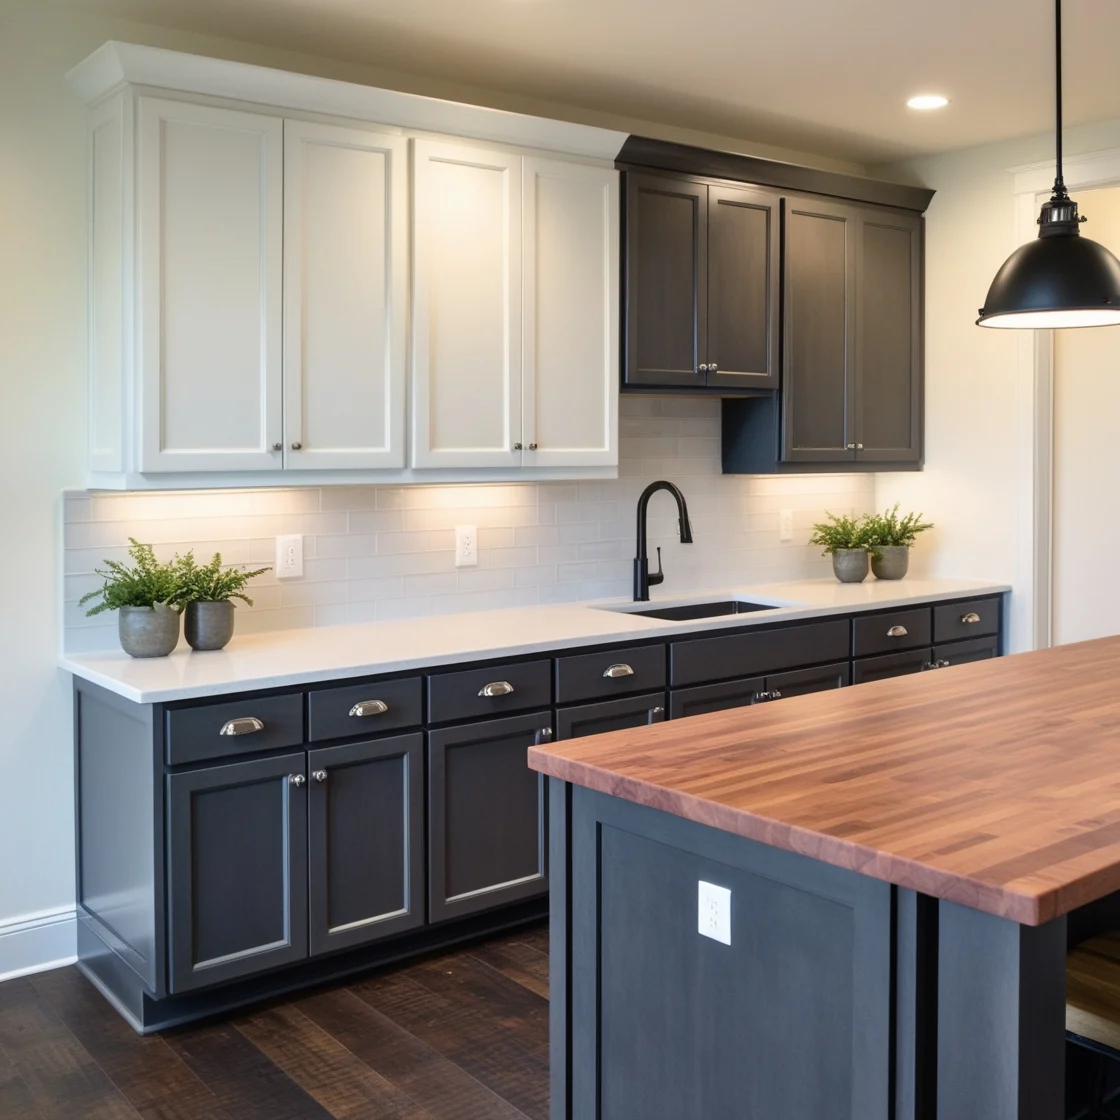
top-left (627, 600), bottom-right (779, 622)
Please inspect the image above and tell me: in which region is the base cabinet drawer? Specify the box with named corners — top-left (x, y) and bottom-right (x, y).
top-left (557, 693), bottom-right (667, 740)
top-left (167, 753), bottom-right (308, 994)
top-left (308, 734), bottom-right (424, 956)
top-left (852, 609), bottom-right (931, 658)
top-left (166, 693), bottom-right (304, 766)
top-left (934, 597), bottom-right (1000, 643)
top-left (933, 636), bottom-right (999, 668)
top-left (428, 660), bottom-right (552, 724)
top-left (428, 712), bottom-right (551, 923)
top-left (555, 645), bottom-right (666, 704)
top-left (308, 677), bottom-right (423, 742)
top-left (852, 649), bottom-right (933, 686)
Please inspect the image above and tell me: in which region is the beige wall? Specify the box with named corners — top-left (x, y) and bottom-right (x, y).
top-left (0, 0), bottom-right (864, 962)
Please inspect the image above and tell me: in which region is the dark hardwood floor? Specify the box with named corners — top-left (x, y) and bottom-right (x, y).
top-left (0, 923), bottom-right (550, 1120)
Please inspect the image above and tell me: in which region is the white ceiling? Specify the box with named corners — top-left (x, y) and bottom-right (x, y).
top-left (82, 0), bottom-right (1120, 165)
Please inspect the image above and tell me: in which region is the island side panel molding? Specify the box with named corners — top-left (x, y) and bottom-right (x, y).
top-left (549, 779), bottom-right (573, 1120)
top-left (568, 788), bottom-right (892, 1120)
top-left (936, 902), bottom-right (1066, 1120)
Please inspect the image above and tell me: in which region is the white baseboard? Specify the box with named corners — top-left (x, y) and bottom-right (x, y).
top-left (0, 906), bottom-right (77, 983)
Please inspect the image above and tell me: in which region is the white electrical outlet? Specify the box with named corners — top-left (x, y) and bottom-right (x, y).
top-left (275, 534), bottom-right (303, 579)
top-left (698, 880), bottom-right (732, 945)
top-left (455, 525), bottom-right (478, 568)
top-left (779, 508), bottom-right (794, 542)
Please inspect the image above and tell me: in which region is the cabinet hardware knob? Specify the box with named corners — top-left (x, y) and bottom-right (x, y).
top-left (513, 442), bottom-right (523, 451)
top-left (312, 769), bottom-right (327, 783)
top-left (648, 706), bottom-right (665, 723)
top-left (960, 612), bottom-right (981, 624)
top-left (937, 659), bottom-right (951, 668)
top-left (710, 362), bottom-right (718, 372)
top-left (922, 661), bottom-right (938, 671)
top-left (887, 625), bottom-right (908, 638)
top-left (698, 363), bottom-right (710, 372)
top-left (349, 699), bottom-right (389, 718)
top-left (219, 717), bottom-right (264, 737)
top-left (528, 443), bottom-right (538, 451)
top-left (291, 442), bottom-right (302, 451)
top-left (272, 442), bottom-right (282, 451)
top-left (846, 443), bottom-right (856, 450)
top-left (753, 690), bottom-right (782, 702)
top-left (603, 663), bottom-right (634, 678)
top-left (478, 680), bottom-right (515, 698)
top-left (536, 727), bottom-right (554, 744)
top-left (289, 774), bottom-right (306, 787)
top-left (856, 443), bottom-right (864, 450)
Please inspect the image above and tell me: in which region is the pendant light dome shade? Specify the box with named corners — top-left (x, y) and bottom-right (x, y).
top-left (977, 0), bottom-right (1120, 329)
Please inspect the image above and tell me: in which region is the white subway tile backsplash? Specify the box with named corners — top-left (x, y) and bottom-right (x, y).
top-left (61, 398), bottom-right (876, 651)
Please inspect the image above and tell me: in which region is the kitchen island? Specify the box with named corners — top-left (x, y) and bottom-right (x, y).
top-left (528, 636), bottom-right (1120, 1120)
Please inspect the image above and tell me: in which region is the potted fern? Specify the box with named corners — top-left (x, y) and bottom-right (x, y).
top-left (174, 552), bottom-right (270, 651)
top-left (862, 504), bottom-right (934, 580)
top-left (79, 539), bottom-right (183, 657)
top-left (809, 513), bottom-right (872, 584)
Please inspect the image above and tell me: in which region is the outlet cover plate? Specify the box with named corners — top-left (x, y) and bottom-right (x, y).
top-left (276, 534), bottom-right (303, 579)
top-left (698, 880), bottom-right (732, 945)
top-left (455, 525), bottom-right (478, 568)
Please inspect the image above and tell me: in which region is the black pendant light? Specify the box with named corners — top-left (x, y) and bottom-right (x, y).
top-left (977, 0), bottom-right (1120, 328)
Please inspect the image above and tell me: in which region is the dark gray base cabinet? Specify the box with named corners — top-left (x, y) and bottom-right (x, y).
top-left (428, 713), bottom-right (551, 923)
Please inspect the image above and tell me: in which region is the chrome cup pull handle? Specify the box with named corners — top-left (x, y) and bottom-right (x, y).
top-left (603, 663), bottom-right (635, 679)
top-left (887, 625), bottom-right (908, 638)
top-left (349, 700), bottom-right (389, 718)
top-left (220, 717), bottom-right (264, 737)
top-left (960, 612), bottom-right (981, 624)
top-left (479, 680), bottom-right (515, 698)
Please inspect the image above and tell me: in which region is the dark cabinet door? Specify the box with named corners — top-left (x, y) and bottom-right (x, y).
top-left (855, 210), bottom-right (922, 463)
top-left (624, 172), bottom-right (707, 390)
top-left (782, 197), bottom-right (857, 462)
top-left (706, 185), bottom-right (780, 392)
top-left (557, 693), bottom-right (668, 740)
top-left (167, 753), bottom-right (308, 993)
top-left (766, 661), bottom-right (850, 699)
top-left (670, 677), bottom-right (766, 720)
top-left (933, 636), bottom-right (999, 668)
top-left (428, 712), bottom-right (551, 923)
top-left (851, 648), bottom-right (933, 686)
top-left (307, 733), bottom-right (424, 957)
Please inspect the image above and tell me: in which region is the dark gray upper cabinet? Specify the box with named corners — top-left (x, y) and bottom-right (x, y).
top-left (307, 734), bottom-right (424, 956)
top-left (167, 753), bottom-right (308, 993)
top-left (624, 172), bottom-right (778, 394)
top-left (428, 712), bottom-right (551, 923)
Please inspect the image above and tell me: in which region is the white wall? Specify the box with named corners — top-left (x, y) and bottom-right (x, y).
top-left (0, 0), bottom-right (867, 974)
top-left (873, 117), bottom-right (1120, 650)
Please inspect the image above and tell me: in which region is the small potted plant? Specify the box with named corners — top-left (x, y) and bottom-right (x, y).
top-left (79, 539), bottom-right (183, 658)
top-left (175, 551), bottom-right (270, 651)
top-left (862, 503), bottom-right (934, 580)
top-left (809, 513), bottom-right (872, 584)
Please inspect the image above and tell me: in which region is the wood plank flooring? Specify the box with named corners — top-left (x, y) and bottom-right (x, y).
top-left (0, 923), bottom-right (550, 1120)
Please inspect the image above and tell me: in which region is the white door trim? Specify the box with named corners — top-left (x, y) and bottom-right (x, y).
top-left (1017, 147), bottom-right (1120, 652)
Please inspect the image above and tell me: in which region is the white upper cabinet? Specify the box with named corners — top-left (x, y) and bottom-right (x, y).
top-left (411, 140), bottom-right (523, 469)
top-left (137, 98), bottom-right (284, 473)
top-left (522, 158), bottom-right (619, 468)
top-left (283, 121), bottom-right (407, 470)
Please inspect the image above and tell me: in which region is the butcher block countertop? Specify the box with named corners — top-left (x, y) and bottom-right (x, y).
top-left (529, 635), bottom-right (1120, 926)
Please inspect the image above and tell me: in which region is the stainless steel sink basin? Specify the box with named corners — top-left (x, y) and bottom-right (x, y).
top-left (613, 599), bottom-right (779, 622)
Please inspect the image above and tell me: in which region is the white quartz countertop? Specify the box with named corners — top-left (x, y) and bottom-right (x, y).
top-left (59, 578), bottom-right (1010, 704)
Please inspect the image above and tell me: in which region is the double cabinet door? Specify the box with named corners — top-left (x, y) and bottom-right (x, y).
top-left (137, 99), bottom-right (408, 473)
top-left (411, 141), bottom-right (618, 469)
top-left (624, 172), bottom-right (779, 393)
top-left (783, 197), bottom-right (922, 464)
top-left (166, 733), bottom-right (423, 993)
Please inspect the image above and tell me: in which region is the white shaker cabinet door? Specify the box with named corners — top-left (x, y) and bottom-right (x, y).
top-left (522, 158), bottom-right (619, 467)
top-left (411, 140), bottom-right (523, 468)
top-left (137, 98), bottom-right (283, 473)
top-left (283, 122), bottom-right (407, 470)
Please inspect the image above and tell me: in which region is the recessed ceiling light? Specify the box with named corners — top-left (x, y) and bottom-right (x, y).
top-left (907, 94), bottom-right (949, 111)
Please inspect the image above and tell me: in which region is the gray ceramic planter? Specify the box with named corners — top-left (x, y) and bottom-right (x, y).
top-left (831, 549), bottom-right (870, 583)
top-left (185, 600), bottom-right (236, 652)
top-left (118, 604), bottom-right (180, 658)
top-left (871, 545), bottom-right (910, 581)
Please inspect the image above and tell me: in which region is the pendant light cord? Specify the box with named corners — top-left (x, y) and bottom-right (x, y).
top-left (1054, 0), bottom-right (1067, 198)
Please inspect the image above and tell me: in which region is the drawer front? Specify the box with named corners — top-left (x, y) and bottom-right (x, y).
top-left (766, 661), bottom-right (850, 699)
top-left (851, 649), bottom-right (932, 686)
top-left (557, 693), bottom-right (667, 740)
top-left (933, 636), bottom-right (999, 668)
top-left (933, 597), bottom-right (1000, 643)
top-left (428, 659), bottom-right (552, 725)
top-left (166, 693), bottom-right (305, 766)
top-left (852, 608), bottom-right (931, 658)
top-left (671, 619), bottom-right (850, 688)
top-left (308, 677), bottom-right (423, 742)
top-left (670, 677), bottom-right (766, 720)
top-left (555, 644), bottom-right (666, 704)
